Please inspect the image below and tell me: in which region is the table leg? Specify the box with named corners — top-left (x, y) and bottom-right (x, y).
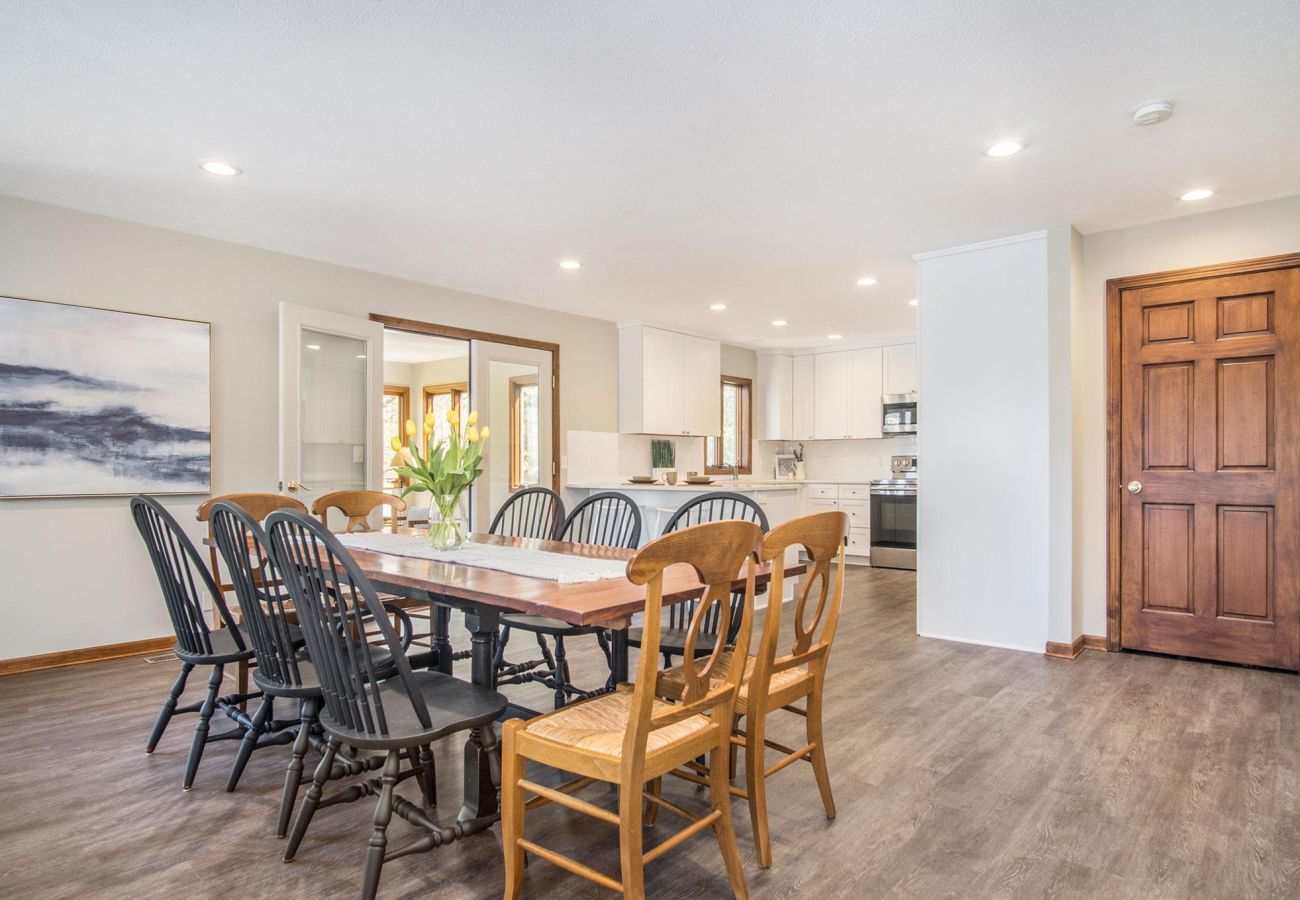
top-left (431, 603), bottom-right (454, 675)
top-left (610, 627), bottom-right (630, 686)
top-left (459, 607), bottom-right (500, 823)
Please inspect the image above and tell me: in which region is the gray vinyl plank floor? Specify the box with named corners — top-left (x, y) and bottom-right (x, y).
top-left (2, 566), bottom-right (1298, 898)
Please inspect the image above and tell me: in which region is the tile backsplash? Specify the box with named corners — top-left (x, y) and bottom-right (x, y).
top-left (566, 429), bottom-right (917, 484)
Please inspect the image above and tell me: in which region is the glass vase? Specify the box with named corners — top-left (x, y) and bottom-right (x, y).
top-left (427, 492), bottom-right (467, 551)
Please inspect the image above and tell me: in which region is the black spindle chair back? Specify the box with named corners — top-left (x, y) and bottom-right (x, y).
top-left (559, 491), bottom-right (642, 549)
top-left (266, 510), bottom-right (431, 739)
top-left (209, 501), bottom-right (304, 690)
top-left (660, 491), bottom-right (769, 646)
top-left (131, 495), bottom-right (242, 658)
top-left (489, 486), bottom-right (566, 540)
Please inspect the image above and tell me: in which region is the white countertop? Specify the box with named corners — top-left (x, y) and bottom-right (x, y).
top-left (567, 479), bottom-right (873, 492)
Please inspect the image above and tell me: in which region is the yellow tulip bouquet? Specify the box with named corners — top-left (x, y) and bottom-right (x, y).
top-left (389, 408), bottom-right (489, 550)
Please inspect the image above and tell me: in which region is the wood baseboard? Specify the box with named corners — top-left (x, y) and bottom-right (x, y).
top-left (0, 636), bottom-right (174, 677)
top-left (1044, 635), bottom-right (1109, 660)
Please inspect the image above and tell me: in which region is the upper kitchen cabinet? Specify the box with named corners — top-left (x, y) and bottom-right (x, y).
top-left (791, 354), bottom-right (817, 440)
top-left (813, 351), bottom-right (851, 439)
top-left (849, 347), bottom-right (884, 439)
top-left (883, 343), bottom-right (917, 395)
top-left (618, 323), bottom-right (721, 436)
top-left (757, 352), bottom-right (793, 440)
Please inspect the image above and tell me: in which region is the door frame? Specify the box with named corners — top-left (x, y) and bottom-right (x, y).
top-left (1105, 252), bottom-right (1300, 650)
top-left (369, 313), bottom-right (561, 494)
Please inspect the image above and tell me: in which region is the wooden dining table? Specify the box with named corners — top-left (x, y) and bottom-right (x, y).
top-left (342, 528), bottom-right (799, 825)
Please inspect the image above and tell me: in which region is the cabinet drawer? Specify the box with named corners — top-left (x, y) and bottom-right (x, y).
top-left (805, 497), bottom-right (838, 513)
top-left (839, 485), bottom-right (872, 500)
top-left (839, 499), bottom-right (869, 530)
top-left (806, 484), bottom-right (839, 500)
top-left (846, 531), bottom-right (870, 555)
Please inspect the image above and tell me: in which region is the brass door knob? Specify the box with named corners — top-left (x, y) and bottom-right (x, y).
top-left (1126, 480), bottom-right (1142, 494)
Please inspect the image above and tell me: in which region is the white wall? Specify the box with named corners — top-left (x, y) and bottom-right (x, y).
top-left (0, 195), bottom-right (618, 660)
top-left (1074, 195), bottom-right (1300, 637)
top-left (915, 231), bottom-right (1067, 653)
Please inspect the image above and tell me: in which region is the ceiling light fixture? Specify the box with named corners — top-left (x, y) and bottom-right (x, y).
top-left (710, 303), bottom-right (727, 311)
top-left (1180, 188), bottom-right (1214, 202)
top-left (355, 354), bottom-right (367, 360)
top-left (856, 276), bottom-right (877, 286)
top-left (985, 140), bottom-right (1024, 158)
top-left (771, 319), bottom-right (787, 327)
top-left (908, 299), bottom-right (919, 307)
top-left (828, 334), bottom-right (843, 340)
top-left (557, 259), bottom-right (582, 270)
top-left (1132, 99), bottom-right (1175, 127)
top-left (198, 159), bottom-right (241, 177)
top-left (305, 344), bottom-right (321, 350)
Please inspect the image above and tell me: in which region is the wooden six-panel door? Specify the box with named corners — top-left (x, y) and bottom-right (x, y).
top-left (1116, 259), bottom-right (1300, 669)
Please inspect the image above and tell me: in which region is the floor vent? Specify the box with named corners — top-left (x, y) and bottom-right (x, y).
top-left (142, 652), bottom-right (179, 664)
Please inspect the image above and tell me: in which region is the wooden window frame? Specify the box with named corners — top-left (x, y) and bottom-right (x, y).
top-left (383, 385), bottom-right (411, 490)
top-left (509, 374), bottom-right (539, 490)
top-left (422, 382), bottom-right (468, 450)
top-left (705, 375), bottom-right (753, 475)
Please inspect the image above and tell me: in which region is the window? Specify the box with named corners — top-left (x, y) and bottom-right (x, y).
top-left (423, 382), bottom-right (468, 449)
top-left (510, 375), bottom-right (540, 489)
top-left (382, 385), bottom-right (410, 492)
top-left (705, 376), bottom-right (752, 475)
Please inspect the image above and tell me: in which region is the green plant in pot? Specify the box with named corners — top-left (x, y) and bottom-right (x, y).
top-left (388, 408), bottom-right (488, 550)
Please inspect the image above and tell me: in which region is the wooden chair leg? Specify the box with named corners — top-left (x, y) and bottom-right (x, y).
top-left (502, 723), bottom-right (526, 900)
top-left (226, 695), bottom-right (272, 791)
top-left (710, 740), bottom-right (748, 898)
top-left (552, 635), bottom-right (570, 710)
top-left (618, 778), bottom-right (647, 900)
top-left (492, 624), bottom-right (512, 671)
top-left (806, 683), bottom-right (835, 819)
top-left (236, 659), bottom-right (250, 713)
top-left (146, 661), bottom-right (193, 753)
top-left (418, 744), bottom-right (437, 808)
top-left (728, 714), bottom-right (742, 782)
top-left (744, 711), bottom-right (772, 868)
top-left (643, 776), bottom-right (663, 826)
top-left (360, 749), bottom-right (400, 900)
top-left (284, 735), bottom-right (339, 861)
top-left (278, 699), bottom-right (316, 838)
top-left (183, 664), bottom-right (223, 791)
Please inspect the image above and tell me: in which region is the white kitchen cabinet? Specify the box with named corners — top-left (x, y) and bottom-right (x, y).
top-left (791, 354), bottom-right (816, 440)
top-left (883, 343), bottom-right (917, 395)
top-left (618, 324), bottom-right (720, 436)
top-left (849, 347), bottom-right (884, 439)
top-left (813, 351), bottom-right (852, 439)
top-left (799, 483), bottom-right (871, 563)
top-left (756, 353), bottom-right (793, 441)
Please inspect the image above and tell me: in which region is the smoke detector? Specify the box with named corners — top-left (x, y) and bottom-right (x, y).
top-left (1132, 99), bottom-right (1175, 126)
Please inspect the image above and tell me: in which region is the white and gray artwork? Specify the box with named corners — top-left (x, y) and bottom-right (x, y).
top-left (0, 296), bottom-right (211, 498)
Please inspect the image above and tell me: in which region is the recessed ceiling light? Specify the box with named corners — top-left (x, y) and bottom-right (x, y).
top-left (558, 259), bottom-right (582, 270)
top-left (709, 303), bottom-right (727, 311)
top-left (771, 319), bottom-right (787, 327)
top-left (1180, 188), bottom-right (1214, 202)
top-left (355, 354), bottom-right (367, 360)
top-left (856, 276), bottom-right (877, 286)
top-left (198, 159), bottom-right (241, 177)
top-left (305, 344), bottom-right (321, 350)
top-left (908, 299), bottom-right (919, 307)
top-left (985, 140), bottom-right (1024, 158)
top-left (828, 334), bottom-right (843, 340)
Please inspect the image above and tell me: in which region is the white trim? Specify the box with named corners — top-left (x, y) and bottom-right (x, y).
top-left (755, 333), bottom-right (917, 357)
top-left (911, 229), bottom-right (1048, 262)
top-left (916, 631), bottom-right (1043, 655)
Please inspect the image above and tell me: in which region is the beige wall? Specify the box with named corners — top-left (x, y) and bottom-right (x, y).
top-left (0, 195), bottom-right (618, 659)
top-left (1074, 195), bottom-right (1300, 637)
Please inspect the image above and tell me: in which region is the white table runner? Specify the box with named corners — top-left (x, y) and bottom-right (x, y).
top-left (337, 532), bottom-right (628, 585)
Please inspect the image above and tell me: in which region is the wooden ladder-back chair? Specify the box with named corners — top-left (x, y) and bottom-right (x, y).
top-left (197, 492), bottom-right (308, 701)
top-left (501, 519), bottom-right (762, 899)
top-left (656, 510), bottom-right (849, 868)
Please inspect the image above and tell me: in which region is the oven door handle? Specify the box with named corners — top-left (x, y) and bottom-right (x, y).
top-left (870, 489), bottom-right (917, 496)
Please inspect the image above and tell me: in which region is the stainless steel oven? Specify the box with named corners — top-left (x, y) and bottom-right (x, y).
top-left (870, 455), bottom-right (917, 570)
top-left (881, 393), bottom-right (917, 435)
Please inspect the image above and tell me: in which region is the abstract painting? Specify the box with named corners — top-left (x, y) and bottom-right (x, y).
top-left (0, 296), bottom-right (211, 498)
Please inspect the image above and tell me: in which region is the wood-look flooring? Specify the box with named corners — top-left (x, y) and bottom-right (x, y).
top-left (3, 567), bottom-right (1298, 899)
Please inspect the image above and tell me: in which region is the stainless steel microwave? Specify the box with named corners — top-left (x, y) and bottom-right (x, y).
top-left (882, 393), bottom-right (918, 434)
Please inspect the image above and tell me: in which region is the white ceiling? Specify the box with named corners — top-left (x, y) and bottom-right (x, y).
top-left (382, 329), bottom-right (467, 365)
top-left (2, 1), bottom-right (1298, 348)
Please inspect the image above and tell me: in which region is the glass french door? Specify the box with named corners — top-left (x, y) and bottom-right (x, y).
top-left (279, 303), bottom-right (384, 516)
top-left (468, 340), bottom-right (554, 533)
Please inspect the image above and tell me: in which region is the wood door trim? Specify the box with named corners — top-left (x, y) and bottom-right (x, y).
top-left (370, 314), bottom-right (562, 494)
top-left (1105, 252), bottom-right (1300, 652)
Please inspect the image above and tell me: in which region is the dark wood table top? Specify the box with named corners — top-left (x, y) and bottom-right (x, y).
top-left (343, 529), bottom-right (798, 628)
